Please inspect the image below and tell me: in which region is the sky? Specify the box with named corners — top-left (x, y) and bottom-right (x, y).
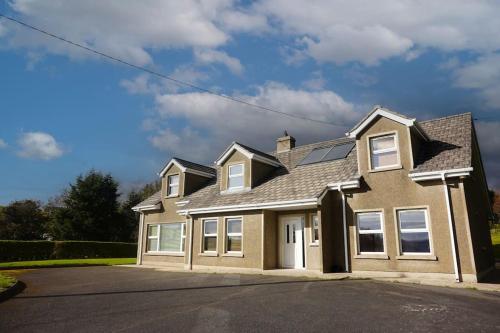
top-left (1, 0), bottom-right (500, 205)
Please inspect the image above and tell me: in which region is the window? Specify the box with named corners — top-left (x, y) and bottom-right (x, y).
top-left (167, 174), bottom-right (180, 196)
top-left (370, 134), bottom-right (398, 170)
top-left (228, 163), bottom-right (244, 190)
top-left (398, 209), bottom-right (431, 254)
top-left (311, 214), bottom-right (319, 243)
top-left (147, 225), bottom-right (159, 252)
top-left (226, 218), bottom-right (242, 253)
top-left (356, 212), bottom-right (384, 253)
top-left (203, 219), bottom-right (218, 252)
top-left (147, 223), bottom-right (185, 253)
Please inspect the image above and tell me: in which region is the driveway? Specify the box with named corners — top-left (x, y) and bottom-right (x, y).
top-left (1, 266), bottom-right (499, 332)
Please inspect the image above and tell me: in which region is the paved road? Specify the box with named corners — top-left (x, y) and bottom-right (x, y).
top-left (1, 266), bottom-right (499, 332)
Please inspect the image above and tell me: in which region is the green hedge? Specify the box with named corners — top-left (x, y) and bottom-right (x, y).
top-left (0, 241), bottom-right (137, 262)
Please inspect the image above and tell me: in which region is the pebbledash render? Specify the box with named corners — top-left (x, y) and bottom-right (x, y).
top-left (133, 106), bottom-right (495, 282)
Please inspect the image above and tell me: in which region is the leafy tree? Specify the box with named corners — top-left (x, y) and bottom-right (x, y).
top-left (58, 170), bottom-right (121, 241)
top-left (0, 200), bottom-right (47, 240)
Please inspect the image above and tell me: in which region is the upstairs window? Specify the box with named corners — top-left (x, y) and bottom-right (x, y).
top-left (167, 174), bottom-right (179, 197)
top-left (228, 163), bottom-right (244, 190)
top-left (369, 134), bottom-right (398, 170)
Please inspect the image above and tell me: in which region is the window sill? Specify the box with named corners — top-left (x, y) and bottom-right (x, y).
top-left (165, 194), bottom-right (180, 199)
top-left (396, 255), bottom-right (437, 261)
top-left (199, 252), bottom-right (218, 257)
top-left (309, 243), bottom-right (319, 247)
top-left (220, 187), bottom-right (251, 195)
top-left (144, 252), bottom-right (184, 257)
top-left (354, 254), bottom-right (389, 260)
top-left (369, 165), bottom-right (402, 173)
top-left (222, 252), bottom-right (244, 258)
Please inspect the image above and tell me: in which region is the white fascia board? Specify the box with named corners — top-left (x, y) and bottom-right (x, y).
top-left (177, 198), bottom-right (317, 215)
top-left (347, 108), bottom-right (415, 138)
top-left (175, 200), bottom-right (190, 207)
top-left (215, 143), bottom-right (282, 167)
top-left (326, 179), bottom-right (361, 190)
top-left (215, 143), bottom-right (253, 166)
top-left (159, 159), bottom-right (186, 177)
top-left (159, 159), bottom-right (215, 178)
top-left (409, 167), bottom-right (473, 181)
top-left (132, 203), bottom-right (161, 212)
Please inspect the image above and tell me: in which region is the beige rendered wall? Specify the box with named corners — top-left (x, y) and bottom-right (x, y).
top-left (220, 150), bottom-right (252, 191)
top-left (251, 160), bottom-right (276, 187)
top-left (140, 163), bottom-right (189, 266)
top-left (191, 210), bottom-right (262, 269)
top-left (347, 116), bottom-right (475, 275)
top-left (263, 210), bottom-right (278, 269)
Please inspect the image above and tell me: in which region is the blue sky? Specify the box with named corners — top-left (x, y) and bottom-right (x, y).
top-left (1, 0), bottom-right (500, 204)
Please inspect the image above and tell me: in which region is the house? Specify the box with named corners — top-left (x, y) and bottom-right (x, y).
top-left (133, 106), bottom-right (495, 282)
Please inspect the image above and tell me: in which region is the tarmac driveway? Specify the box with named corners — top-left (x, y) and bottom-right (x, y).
top-left (1, 266), bottom-right (500, 332)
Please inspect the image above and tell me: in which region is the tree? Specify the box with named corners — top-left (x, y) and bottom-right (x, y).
top-left (56, 170), bottom-right (122, 241)
top-left (0, 200), bottom-right (47, 240)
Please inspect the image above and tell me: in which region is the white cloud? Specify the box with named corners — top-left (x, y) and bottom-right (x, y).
top-left (3, 0), bottom-right (255, 66)
top-left (453, 54), bottom-right (500, 109)
top-left (0, 139), bottom-right (7, 149)
top-left (194, 49), bottom-right (244, 75)
top-left (302, 71), bottom-right (326, 91)
top-left (17, 132), bottom-right (64, 160)
top-left (148, 82), bottom-right (360, 161)
top-left (253, 0), bottom-right (500, 65)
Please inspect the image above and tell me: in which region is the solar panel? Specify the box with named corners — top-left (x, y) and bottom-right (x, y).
top-left (322, 142), bottom-right (355, 162)
top-left (298, 147), bottom-right (332, 165)
top-left (298, 142), bottom-right (354, 166)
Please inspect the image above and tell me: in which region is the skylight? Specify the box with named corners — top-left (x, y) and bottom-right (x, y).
top-left (297, 142), bottom-right (355, 166)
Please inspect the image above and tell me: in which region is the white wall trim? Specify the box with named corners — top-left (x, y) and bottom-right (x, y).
top-left (159, 158), bottom-right (215, 178)
top-left (178, 198), bottom-right (318, 215)
top-left (215, 142), bottom-right (282, 167)
top-left (132, 203), bottom-right (162, 212)
top-left (347, 108), bottom-right (416, 138)
top-left (136, 213), bottom-right (144, 265)
top-left (409, 167), bottom-right (473, 181)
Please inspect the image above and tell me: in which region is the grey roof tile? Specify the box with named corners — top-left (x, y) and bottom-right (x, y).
top-left (173, 157), bottom-right (216, 176)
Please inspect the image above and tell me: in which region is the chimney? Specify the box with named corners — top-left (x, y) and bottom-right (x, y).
top-left (276, 130), bottom-right (296, 153)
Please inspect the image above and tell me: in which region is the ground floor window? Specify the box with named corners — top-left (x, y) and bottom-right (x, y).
top-left (356, 212), bottom-right (384, 253)
top-left (226, 217), bottom-right (242, 253)
top-left (203, 219), bottom-right (218, 252)
top-left (397, 209), bottom-right (431, 254)
top-left (311, 214), bottom-right (319, 243)
top-left (147, 223), bottom-right (185, 253)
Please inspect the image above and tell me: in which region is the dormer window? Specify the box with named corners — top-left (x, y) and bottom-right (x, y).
top-left (228, 163), bottom-right (244, 190)
top-left (369, 134), bottom-right (399, 170)
top-left (167, 174), bottom-right (179, 197)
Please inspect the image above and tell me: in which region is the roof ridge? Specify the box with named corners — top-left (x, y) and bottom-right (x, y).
top-left (420, 112), bottom-right (472, 124)
top-left (271, 136), bottom-right (354, 155)
top-left (174, 156), bottom-right (216, 169)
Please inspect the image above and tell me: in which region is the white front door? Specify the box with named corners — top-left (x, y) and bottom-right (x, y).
top-left (281, 216), bottom-right (304, 269)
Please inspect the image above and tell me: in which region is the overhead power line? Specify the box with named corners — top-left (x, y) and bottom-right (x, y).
top-left (0, 13), bottom-right (348, 128)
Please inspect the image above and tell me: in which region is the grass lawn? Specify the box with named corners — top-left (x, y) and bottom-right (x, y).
top-left (492, 230), bottom-right (500, 261)
top-left (0, 272), bottom-right (16, 291)
top-left (0, 258), bottom-right (136, 270)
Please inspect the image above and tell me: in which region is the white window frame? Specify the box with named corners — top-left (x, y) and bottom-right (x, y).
top-left (369, 133), bottom-right (399, 170)
top-left (202, 219), bottom-right (218, 253)
top-left (146, 224), bottom-right (159, 253)
top-left (397, 209), bottom-right (431, 255)
top-left (167, 174), bottom-right (180, 197)
top-left (310, 214), bottom-right (319, 245)
top-left (356, 211), bottom-right (385, 254)
top-left (225, 217), bottom-right (243, 254)
top-left (228, 163), bottom-right (244, 191)
top-left (146, 223), bottom-right (186, 254)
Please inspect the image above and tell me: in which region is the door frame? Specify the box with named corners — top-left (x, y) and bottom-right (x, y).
top-left (278, 214), bottom-right (306, 269)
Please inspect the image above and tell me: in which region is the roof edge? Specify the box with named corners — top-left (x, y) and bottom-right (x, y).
top-left (215, 142), bottom-right (282, 167)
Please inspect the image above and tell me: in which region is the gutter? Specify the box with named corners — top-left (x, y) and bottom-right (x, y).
top-left (409, 167), bottom-right (473, 182)
top-left (440, 172), bottom-right (462, 282)
top-left (132, 203), bottom-right (161, 212)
